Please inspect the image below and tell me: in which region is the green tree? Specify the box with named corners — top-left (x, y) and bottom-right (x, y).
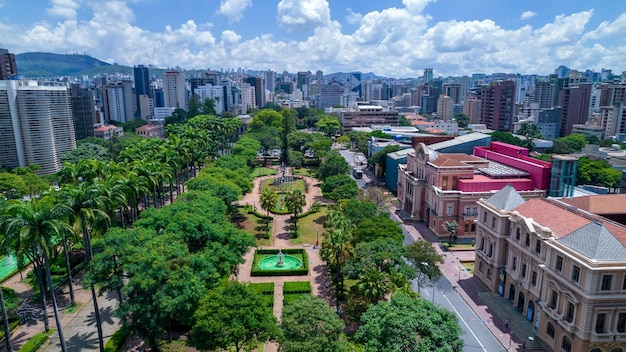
top-left (60, 143), bottom-right (109, 164)
top-left (368, 130), bottom-right (393, 139)
top-left (516, 122), bottom-right (543, 151)
top-left (352, 215), bottom-right (404, 244)
top-left (316, 117), bottom-right (341, 137)
top-left (285, 190), bottom-right (306, 236)
top-left (398, 116), bottom-right (412, 127)
top-left (341, 199), bottom-right (378, 225)
top-left (0, 197), bottom-right (71, 350)
top-left (288, 131), bottom-right (314, 152)
top-left (453, 113), bottom-right (469, 128)
top-left (320, 212), bottom-right (354, 311)
top-left (443, 220), bottom-right (459, 243)
top-left (287, 151), bottom-right (305, 168)
top-left (321, 174), bottom-right (359, 201)
top-left (249, 109), bottom-right (284, 131)
top-left (279, 295), bottom-right (347, 352)
top-left (0, 172), bottom-right (28, 199)
top-left (336, 135), bottom-right (351, 148)
top-left (260, 188), bottom-right (277, 237)
top-left (356, 292), bottom-right (464, 352)
top-left (404, 240), bottom-right (444, 292)
top-left (310, 135), bottom-right (333, 158)
top-left (489, 131), bottom-right (525, 147)
top-left (551, 134), bottom-right (587, 154)
top-left (369, 145), bottom-right (401, 176)
top-left (189, 281), bottom-right (279, 352)
top-left (317, 151), bottom-right (351, 180)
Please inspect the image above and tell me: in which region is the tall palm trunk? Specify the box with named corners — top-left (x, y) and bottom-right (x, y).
top-left (61, 233), bottom-right (75, 306)
top-left (0, 286), bottom-right (13, 352)
top-left (34, 263), bottom-right (50, 332)
top-left (42, 249), bottom-right (67, 352)
top-left (82, 222), bottom-right (104, 352)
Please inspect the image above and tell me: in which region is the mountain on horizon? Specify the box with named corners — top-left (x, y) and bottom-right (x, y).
top-left (14, 52), bottom-right (392, 80)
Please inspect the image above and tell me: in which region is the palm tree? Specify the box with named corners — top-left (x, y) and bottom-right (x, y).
top-left (0, 283), bottom-right (12, 352)
top-left (285, 190), bottom-right (306, 236)
top-left (357, 268), bottom-right (390, 303)
top-left (57, 183), bottom-right (108, 352)
top-left (259, 188), bottom-right (277, 238)
top-left (320, 215), bottom-right (354, 312)
top-left (0, 197), bottom-right (70, 351)
top-left (443, 220), bottom-right (459, 243)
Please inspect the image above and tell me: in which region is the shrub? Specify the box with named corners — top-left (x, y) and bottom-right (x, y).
top-left (284, 281), bottom-right (311, 294)
top-left (104, 328), bottom-right (130, 352)
top-left (18, 330), bottom-right (53, 352)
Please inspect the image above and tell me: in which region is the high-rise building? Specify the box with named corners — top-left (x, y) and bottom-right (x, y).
top-left (315, 70), bottom-right (324, 82)
top-left (239, 84), bottom-right (256, 114)
top-left (349, 72), bottom-right (362, 97)
top-left (70, 84), bottom-right (95, 140)
top-left (436, 95), bottom-right (454, 121)
top-left (558, 83), bottom-right (592, 137)
top-left (480, 80), bottom-right (516, 132)
top-left (195, 84), bottom-right (224, 115)
top-left (103, 80), bottom-right (134, 123)
top-left (423, 68), bottom-right (433, 84)
top-left (533, 79), bottom-right (554, 109)
top-left (246, 76), bottom-right (266, 108)
top-left (133, 65), bottom-right (151, 118)
top-left (163, 71), bottom-right (188, 109)
top-left (443, 83), bottom-right (461, 104)
top-left (463, 96), bottom-right (482, 124)
top-left (0, 48), bottom-right (17, 80)
top-left (319, 83), bottom-right (345, 109)
top-left (263, 70), bottom-right (276, 95)
top-left (0, 80), bottom-right (76, 174)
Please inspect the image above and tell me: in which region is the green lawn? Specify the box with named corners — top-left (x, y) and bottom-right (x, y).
top-left (292, 168), bottom-right (315, 177)
top-left (461, 261), bottom-right (474, 274)
top-left (291, 206), bottom-right (328, 245)
top-left (262, 178), bottom-right (306, 193)
top-left (240, 212), bottom-right (273, 247)
top-left (251, 167), bottom-right (277, 178)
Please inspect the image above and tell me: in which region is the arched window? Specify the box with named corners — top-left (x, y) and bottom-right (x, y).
top-left (588, 348), bottom-right (602, 352)
top-left (546, 322), bottom-right (555, 339)
top-left (561, 336), bottom-right (572, 352)
top-left (610, 348), bottom-right (624, 352)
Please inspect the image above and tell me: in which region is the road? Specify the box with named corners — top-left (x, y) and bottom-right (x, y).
top-left (336, 147), bottom-right (507, 351)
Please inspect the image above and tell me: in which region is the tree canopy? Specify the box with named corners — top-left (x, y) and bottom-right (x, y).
top-left (316, 117), bottom-right (341, 137)
top-left (356, 292), bottom-right (464, 352)
top-left (317, 151), bottom-right (351, 180)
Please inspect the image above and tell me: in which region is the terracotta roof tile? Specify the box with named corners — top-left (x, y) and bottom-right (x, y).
top-left (560, 194), bottom-right (626, 215)
top-left (513, 199), bottom-right (591, 238)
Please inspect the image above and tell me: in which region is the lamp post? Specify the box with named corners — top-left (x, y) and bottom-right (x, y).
top-left (315, 229), bottom-right (319, 249)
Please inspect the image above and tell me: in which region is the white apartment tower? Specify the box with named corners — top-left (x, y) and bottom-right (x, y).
top-left (0, 80), bottom-right (76, 174)
top-left (195, 84), bottom-right (225, 115)
top-left (163, 71), bottom-right (188, 109)
top-left (240, 84), bottom-right (256, 114)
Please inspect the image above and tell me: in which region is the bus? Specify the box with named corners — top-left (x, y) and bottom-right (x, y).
top-left (352, 167), bottom-right (363, 179)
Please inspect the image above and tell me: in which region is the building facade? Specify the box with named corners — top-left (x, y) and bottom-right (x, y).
top-left (0, 80), bottom-right (76, 174)
top-left (480, 80), bottom-right (516, 132)
top-left (162, 70), bottom-right (187, 109)
top-left (475, 187), bottom-right (626, 352)
top-left (0, 48), bottom-right (17, 80)
top-left (334, 102), bottom-right (399, 131)
top-left (69, 84), bottom-right (96, 140)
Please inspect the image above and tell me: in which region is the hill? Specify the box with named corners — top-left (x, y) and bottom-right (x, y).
top-left (15, 52), bottom-right (124, 77)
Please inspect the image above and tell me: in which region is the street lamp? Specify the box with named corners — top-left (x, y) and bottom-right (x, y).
top-left (314, 229), bottom-right (319, 249)
top-left (421, 262), bottom-right (436, 303)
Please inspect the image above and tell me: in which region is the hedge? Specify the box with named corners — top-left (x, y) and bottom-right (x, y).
top-left (250, 249), bottom-right (309, 277)
top-left (284, 293), bottom-right (311, 305)
top-left (104, 328), bottom-right (130, 352)
top-left (245, 205), bottom-right (274, 221)
top-left (296, 203), bottom-right (324, 219)
top-left (284, 281), bottom-right (311, 294)
top-left (249, 282), bottom-right (275, 295)
top-left (18, 329), bottom-right (54, 352)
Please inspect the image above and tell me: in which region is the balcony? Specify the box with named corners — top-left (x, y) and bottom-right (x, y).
top-left (404, 172), bottom-right (423, 185)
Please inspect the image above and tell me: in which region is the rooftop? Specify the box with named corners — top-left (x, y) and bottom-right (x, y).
top-left (484, 184), bottom-right (527, 211)
top-left (479, 161), bottom-right (529, 178)
top-left (513, 199), bottom-right (592, 238)
top-left (559, 194), bottom-right (626, 215)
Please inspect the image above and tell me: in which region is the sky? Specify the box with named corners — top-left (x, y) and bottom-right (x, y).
top-left (1, 0), bottom-right (626, 78)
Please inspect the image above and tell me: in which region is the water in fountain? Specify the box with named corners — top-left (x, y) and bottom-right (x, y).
top-left (277, 249), bottom-right (285, 267)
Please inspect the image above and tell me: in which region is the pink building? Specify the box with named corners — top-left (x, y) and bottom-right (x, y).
top-left (136, 124), bottom-right (164, 138)
top-left (397, 141), bottom-right (549, 240)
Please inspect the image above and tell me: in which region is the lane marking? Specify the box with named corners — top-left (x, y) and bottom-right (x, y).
top-left (441, 291), bottom-right (488, 351)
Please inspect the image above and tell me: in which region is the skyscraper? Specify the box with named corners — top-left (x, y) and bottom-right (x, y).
top-left (0, 80), bottom-right (76, 174)
top-left (163, 71), bottom-right (188, 109)
top-left (423, 68), bottom-right (433, 84)
top-left (103, 80), bottom-right (134, 123)
top-left (246, 76), bottom-right (266, 109)
top-left (70, 84), bottom-right (95, 140)
top-left (133, 64), bottom-right (151, 118)
top-left (349, 72), bottom-right (362, 97)
top-left (480, 80), bottom-right (516, 132)
top-left (558, 83), bottom-right (592, 137)
top-left (0, 48), bottom-right (17, 80)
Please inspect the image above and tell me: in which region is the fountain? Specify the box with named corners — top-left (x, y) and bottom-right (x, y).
top-left (256, 250), bottom-right (303, 271)
top-left (277, 249), bottom-right (285, 267)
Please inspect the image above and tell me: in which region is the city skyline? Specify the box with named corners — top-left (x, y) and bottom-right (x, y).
top-left (1, 1), bottom-right (625, 78)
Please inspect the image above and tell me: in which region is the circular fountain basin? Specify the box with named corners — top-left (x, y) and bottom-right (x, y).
top-left (258, 255), bottom-right (302, 271)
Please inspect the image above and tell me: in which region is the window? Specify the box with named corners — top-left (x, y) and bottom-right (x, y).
top-left (565, 302), bottom-right (574, 323)
top-left (535, 239), bottom-right (541, 254)
top-left (595, 313), bottom-right (606, 333)
top-left (491, 216), bottom-right (496, 229)
top-left (447, 204), bottom-right (453, 215)
top-left (601, 275), bottom-right (612, 291)
top-left (546, 322), bottom-right (555, 338)
top-left (521, 263), bottom-right (527, 278)
top-left (572, 266), bottom-right (580, 283)
top-left (525, 233), bottom-right (530, 247)
top-left (515, 228), bottom-right (520, 240)
top-left (556, 256), bottom-right (563, 272)
top-left (512, 257), bottom-right (518, 271)
top-left (550, 291), bottom-right (558, 309)
top-left (465, 206), bottom-right (470, 215)
top-left (561, 336), bottom-right (572, 352)
top-left (479, 237), bottom-right (484, 251)
top-left (487, 268), bottom-right (492, 280)
top-left (478, 261), bottom-right (484, 273)
top-left (531, 271), bottom-right (538, 286)
top-left (618, 312), bottom-right (626, 333)
top-left (623, 274), bottom-right (626, 290)
top-left (483, 211), bottom-right (487, 222)
top-left (488, 243), bottom-right (493, 258)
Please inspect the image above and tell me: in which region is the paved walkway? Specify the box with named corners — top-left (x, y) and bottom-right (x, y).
top-left (235, 167), bottom-right (332, 352)
top-left (388, 205), bottom-right (537, 352)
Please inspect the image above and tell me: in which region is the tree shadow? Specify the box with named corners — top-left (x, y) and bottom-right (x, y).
top-left (314, 215), bottom-right (327, 225)
top-left (64, 330), bottom-right (99, 352)
top-left (84, 305), bottom-right (115, 327)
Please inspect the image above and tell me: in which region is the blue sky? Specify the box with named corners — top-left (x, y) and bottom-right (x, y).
top-left (1, 0), bottom-right (625, 77)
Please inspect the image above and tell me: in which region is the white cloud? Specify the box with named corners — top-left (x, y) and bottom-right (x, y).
top-left (583, 12), bottom-right (626, 40)
top-left (47, 0), bottom-right (80, 19)
top-left (520, 11), bottom-right (537, 20)
top-left (277, 0), bottom-right (331, 31)
top-left (217, 0), bottom-right (252, 23)
top-left (3, 1), bottom-right (626, 77)
top-left (345, 8), bottom-right (362, 25)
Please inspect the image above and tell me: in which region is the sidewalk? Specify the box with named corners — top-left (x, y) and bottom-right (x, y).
top-left (388, 206), bottom-right (532, 351)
